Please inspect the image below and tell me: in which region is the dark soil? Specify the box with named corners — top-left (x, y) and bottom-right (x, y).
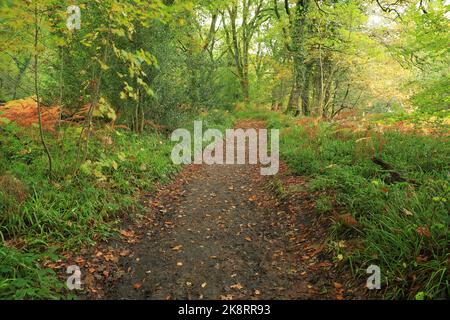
top-left (74, 120), bottom-right (368, 300)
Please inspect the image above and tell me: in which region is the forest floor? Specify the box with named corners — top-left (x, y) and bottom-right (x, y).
top-left (70, 120), bottom-right (369, 300)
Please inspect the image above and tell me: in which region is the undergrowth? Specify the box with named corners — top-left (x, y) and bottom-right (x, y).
top-left (237, 109), bottom-right (449, 300)
top-left (284, 120), bottom-right (449, 299)
top-left (0, 109), bottom-right (233, 299)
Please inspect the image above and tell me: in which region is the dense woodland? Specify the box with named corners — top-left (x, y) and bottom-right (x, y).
top-left (0, 0), bottom-right (448, 300)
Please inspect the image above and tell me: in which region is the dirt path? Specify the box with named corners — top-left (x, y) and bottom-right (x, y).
top-left (94, 120), bottom-right (365, 300)
top-left (105, 163), bottom-right (301, 299)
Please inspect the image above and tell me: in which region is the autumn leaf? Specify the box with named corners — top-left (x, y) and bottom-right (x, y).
top-left (416, 226), bottom-right (431, 238)
top-left (133, 283), bottom-right (142, 290)
top-left (120, 249), bottom-right (131, 257)
top-left (336, 214), bottom-right (358, 227)
top-left (230, 283), bottom-right (243, 290)
top-left (333, 282), bottom-right (343, 289)
top-left (403, 208), bottom-right (414, 217)
top-left (317, 262), bottom-right (333, 268)
top-left (120, 230), bottom-right (134, 238)
top-left (172, 245), bottom-right (183, 251)
top-left (416, 255), bottom-right (429, 263)
top-left (104, 253), bottom-right (118, 263)
top-left (75, 256), bottom-right (85, 266)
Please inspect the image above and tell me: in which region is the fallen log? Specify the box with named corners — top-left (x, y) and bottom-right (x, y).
top-left (372, 157), bottom-right (419, 186)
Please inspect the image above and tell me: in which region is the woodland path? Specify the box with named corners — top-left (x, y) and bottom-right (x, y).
top-left (97, 120), bottom-right (364, 300)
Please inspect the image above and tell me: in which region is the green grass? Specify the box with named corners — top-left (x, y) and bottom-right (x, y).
top-left (214, 108), bottom-right (449, 299)
top-left (278, 119), bottom-right (449, 300)
top-left (0, 109), bottom-right (234, 299)
top-left (0, 246), bottom-right (64, 300)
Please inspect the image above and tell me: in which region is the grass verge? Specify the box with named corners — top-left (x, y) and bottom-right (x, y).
top-left (0, 109), bottom-right (234, 299)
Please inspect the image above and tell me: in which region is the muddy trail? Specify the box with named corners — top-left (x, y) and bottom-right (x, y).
top-left (77, 120), bottom-right (366, 300)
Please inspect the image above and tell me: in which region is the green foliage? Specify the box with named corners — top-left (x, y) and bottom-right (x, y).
top-left (0, 0), bottom-right (448, 301)
top-left (0, 127), bottom-right (176, 298)
top-left (0, 108), bottom-right (232, 299)
top-left (0, 246), bottom-right (63, 300)
top-left (279, 117), bottom-right (449, 299)
top-left (0, 126), bottom-right (179, 247)
top-left (397, 1), bottom-right (450, 113)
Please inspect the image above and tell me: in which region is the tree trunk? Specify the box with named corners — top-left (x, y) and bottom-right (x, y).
top-left (291, 0), bottom-right (311, 115)
top-left (286, 82), bottom-right (300, 115)
top-left (301, 69), bottom-right (311, 116)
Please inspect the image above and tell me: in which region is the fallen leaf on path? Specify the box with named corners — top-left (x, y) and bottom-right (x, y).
top-left (317, 262), bottom-right (333, 268)
top-left (104, 253), bottom-right (118, 263)
top-left (230, 283), bottom-right (243, 290)
top-left (120, 230), bottom-right (134, 238)
top-left (333, 282), bottom-right (343, 289)
top-left (133, 283), bottom-right (142, 290)
top-left (120, 249), bottom-right (131, 257)
top-left (172, 245), bottom-right (183, 251)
